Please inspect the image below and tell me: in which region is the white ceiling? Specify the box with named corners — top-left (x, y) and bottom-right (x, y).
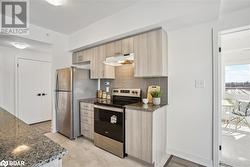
top-left (30, 0), bottom-right (146, 34)
top-left (30, 0), bottom-right (250, 35)
top-left (0, 36), bottom-right (52, 53)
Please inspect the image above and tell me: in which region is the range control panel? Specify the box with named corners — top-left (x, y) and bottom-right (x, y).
top-left (112, 89), bottom-right (141, 97)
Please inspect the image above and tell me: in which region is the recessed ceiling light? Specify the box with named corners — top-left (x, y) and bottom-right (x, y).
top-left (46, 0), bottom-right (65, 6)
top-left (11, 42), bottom-right (29, 49)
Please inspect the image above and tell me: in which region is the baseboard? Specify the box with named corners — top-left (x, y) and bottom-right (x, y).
top-left (167, 148), bottom-right (213, 167)
top-left (155, 153), bottom-right (171, 167)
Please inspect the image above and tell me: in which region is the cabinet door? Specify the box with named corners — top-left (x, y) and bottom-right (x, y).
top-left (72, 50), bottom-right (92, 64)
top-left (125, 109), bottom-right (142, 158)
top-left (125, 109), bottom-right (153, 163)
top-left (90, 47), bottom-right (103, 79)
top-left (122, 37), bottom-right (134, 54)
top-left (133, 33), bottom-right (148, 77)
top-left (133, 29), bottom-right (167, 77)
top-left (91, 46), bottom-right (115, 79)
top-left (72, 52), bottom-right (77, 64)
top-left (146, 29), bottom-right (162, 76)
top-left (105, 40), bottom-right (122, 57)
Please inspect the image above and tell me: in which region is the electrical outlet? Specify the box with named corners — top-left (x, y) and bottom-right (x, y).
top-left (195, 80), bottom-right (205, 88)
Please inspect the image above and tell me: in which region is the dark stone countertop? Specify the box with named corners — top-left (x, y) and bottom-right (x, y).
top-left (0, 107), bottom-right (67, 167)
top-left (125, 102), bottom-right (168, 112)
top-left (79, 98), bottom-right (97, 104)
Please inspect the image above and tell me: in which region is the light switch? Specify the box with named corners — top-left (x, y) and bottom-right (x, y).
top-left (195, 80), bottom-right (205, 88)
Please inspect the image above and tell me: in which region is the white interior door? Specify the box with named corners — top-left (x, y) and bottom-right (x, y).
top-left (18, 58), bottom-right (52, 124)
top-left (40, 62), bottom-right (52, 122)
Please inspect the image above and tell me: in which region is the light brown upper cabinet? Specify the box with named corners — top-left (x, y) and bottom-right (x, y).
top-left (72, 49), bottom-right (92, 64)
top-left (90, 45), bottom-right (115, 79)
top-left (134, 28), bottom-right (168, 77)
top-left (105, 40), bottom-right (122, 57)
top-left (121, 37), bottom-right (134, 54)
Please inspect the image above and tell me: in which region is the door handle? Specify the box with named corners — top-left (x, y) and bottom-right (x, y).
top-left (37, 93), bottom-right (41, 96)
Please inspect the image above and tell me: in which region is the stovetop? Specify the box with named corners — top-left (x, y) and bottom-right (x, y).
top-left (94, 88), bottom-right (141, 108)
top-left (94, 97), bottom-right (141, 108)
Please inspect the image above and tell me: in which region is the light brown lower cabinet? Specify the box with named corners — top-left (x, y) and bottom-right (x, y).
top-left (80, 102), bottom-right (94, 140)
top-left (125, 106), bottom-right (167, 165)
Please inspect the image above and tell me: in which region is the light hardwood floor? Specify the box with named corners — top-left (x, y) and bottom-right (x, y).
top-left (32, 122), bottom-right (204, 167)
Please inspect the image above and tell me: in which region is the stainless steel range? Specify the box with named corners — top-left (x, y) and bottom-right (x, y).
top-left (94, 88), bottom-right (141, 158)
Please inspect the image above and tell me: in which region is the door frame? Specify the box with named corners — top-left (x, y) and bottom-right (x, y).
top-left (15, 57), bottom-right (52, 121)
top-left (212, 25), bottom-right (250, 167)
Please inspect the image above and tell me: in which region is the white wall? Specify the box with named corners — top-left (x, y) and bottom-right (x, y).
top-left (167, 23), bottom-right (213, 166)
top-left (0, 45), bottom-right (52, 115)
top-left (0, 24), bottom-right (71, 132)
top-left (66, 2), bottom-right (249, 166)
top-left (68, 0), bottom-right (219, 51)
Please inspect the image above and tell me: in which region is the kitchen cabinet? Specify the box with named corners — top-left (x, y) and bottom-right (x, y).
top-left (90, 46), bottom-right (115, 79)
top-left (80, 102), bottom-right (94, 140)
top-left (105, 40), bottom-right (122, 57)
top-left (72, 49), bottom-right (92, 64)
top-left (121, 37), bottom-right (134, 54)
top-left (133, 28), bottom-right (168, 77)
top-left (125, 106), bottom-right (167, 165)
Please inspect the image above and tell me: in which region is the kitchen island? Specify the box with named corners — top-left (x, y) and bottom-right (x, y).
top-left (0, 107), bottom-right (67, 167)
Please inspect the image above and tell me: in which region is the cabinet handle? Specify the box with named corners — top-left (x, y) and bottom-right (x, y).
top-left (37, 93), bottom-right (41, 96)
top-left (42, 93), bottom-right (47, 96)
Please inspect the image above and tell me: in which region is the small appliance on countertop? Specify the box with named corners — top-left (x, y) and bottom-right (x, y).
top-left (93, 88), bottom-right (141, 158)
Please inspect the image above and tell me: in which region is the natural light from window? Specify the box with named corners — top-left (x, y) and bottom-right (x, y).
top-left (225, 64), bottom-right (250, 83)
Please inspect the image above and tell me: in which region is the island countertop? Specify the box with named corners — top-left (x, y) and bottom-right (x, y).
top-left (0, 107), bottom-right (67, 167)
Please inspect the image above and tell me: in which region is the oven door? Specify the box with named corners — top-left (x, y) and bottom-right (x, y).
top-left (94, 105), bottom-right (124, 142)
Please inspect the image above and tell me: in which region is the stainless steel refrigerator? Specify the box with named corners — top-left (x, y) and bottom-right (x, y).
top-left (55, 67), bottom-right (97, 139)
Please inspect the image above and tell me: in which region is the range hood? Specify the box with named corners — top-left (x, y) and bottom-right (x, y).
top-left (103, 53), bottom-right (135, 66)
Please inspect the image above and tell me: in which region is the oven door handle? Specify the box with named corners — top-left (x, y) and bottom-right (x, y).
top-left (94, 105), bottom-right (124, 113)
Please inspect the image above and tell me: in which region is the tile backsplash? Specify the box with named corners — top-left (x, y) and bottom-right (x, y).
top-left (100, 64), bottom-right (168, 103)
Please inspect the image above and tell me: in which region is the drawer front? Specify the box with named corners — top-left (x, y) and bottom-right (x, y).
top-left (81, 109), bottom-right (94, 118)
top-left (81, 115), bottom-right (93, 124)
top-left (80, 102), bottom-right (93, 111)
top-left (81, 125), bottom-right (94, 139)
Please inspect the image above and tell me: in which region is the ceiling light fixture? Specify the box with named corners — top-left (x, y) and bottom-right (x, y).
top-left (11, 42), bottom-right (29, 49)
top-left (46, 0), bottom-right (65, 6)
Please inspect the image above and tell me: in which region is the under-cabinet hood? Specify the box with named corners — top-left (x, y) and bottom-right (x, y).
top-left (103, 53), bottom-right (134, 66)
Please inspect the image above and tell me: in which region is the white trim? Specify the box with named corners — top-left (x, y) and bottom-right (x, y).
top-left (212, 25), bottom-right (250, 167)
top-left (167, 148), bottom-right (213, 167)
top-left (212, 27), bottom-right (221, 167)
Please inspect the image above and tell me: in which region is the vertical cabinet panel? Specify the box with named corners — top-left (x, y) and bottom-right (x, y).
top-left (125, 109), bottom-right (153, 163)
top-left (105, 40), bottom-right (122, 57)
top-left (122, 37), bottom-right (134, 54)
top-left (133, 29), bottom-right (167, 77)
top-left (90, 46), bottom-right (115, 79)
top-left (133, 33), bottom-right (148, 77)
top-left (80, 102), bottom-right (94, 140)
top-left (147, 30), bottom-right (162, 76)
